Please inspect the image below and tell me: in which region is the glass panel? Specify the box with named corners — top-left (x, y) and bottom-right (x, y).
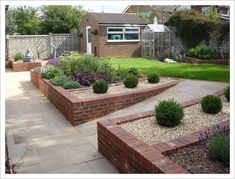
top-left (108, 33), bottom-right (123, 40)
top-left (124, 33), bottom-right (139, 40)
top-left (125, 28), bottom-right (139, 32)
top-left (87, 28), bottom-right (91, 43)
top-left (108, 28), bottom-right (123, 32)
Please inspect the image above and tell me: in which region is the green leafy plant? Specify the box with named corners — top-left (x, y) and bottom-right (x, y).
top-left (92, 80), bottom-right (108, 94)
top-left (128, 67), bottom-right (140, 77)
top-left (186, 44), bottom-right (217, 60)
top-left (50, 75), bottom-right (70, 86)
top-left (147, 72), bottom-right (160, 83)
top-left (208, 133), bottom-right (229, 165)
top-left (63, 81), bottom-right (81, 89)
top-left (14, 52), bottom-right (24, 61)
top-left (155, 99), bottom-right (184, 127)
top-left (91, 29), bottom-right (98, 36)
top-left (201, 95), bottom-right (222, 114)
top-left (124, 74), bottom-right (138, 88)
top-left (224, 86), bottom-right (230, 102)
top-left (116, 66), bottom-right (129, 80)
top-left (41, 65), bottom-right (63, 79)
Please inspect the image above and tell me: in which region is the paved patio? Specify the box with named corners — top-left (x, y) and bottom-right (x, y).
top-left (5, 69), bottom-right (227, 173)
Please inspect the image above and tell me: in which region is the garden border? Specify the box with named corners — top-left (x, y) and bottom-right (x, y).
top-left (30, 70), bottom-right (180, 125)
top-left (97, 89), bottom-right (229, 173)
top-left (185, 56), bottom-right (229, 65)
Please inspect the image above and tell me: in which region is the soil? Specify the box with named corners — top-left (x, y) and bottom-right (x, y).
top-left (167, 140), bottom-right (230, 174)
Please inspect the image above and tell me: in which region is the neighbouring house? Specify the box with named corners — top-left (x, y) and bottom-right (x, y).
top-left (123, 5), bottom-right (191, 23)
top-left (123, 5), bottom-right (230, 22)
top-left (191, 5), bottom-right (230, 21)
top-left (79, 12), bottom-right (147, 57)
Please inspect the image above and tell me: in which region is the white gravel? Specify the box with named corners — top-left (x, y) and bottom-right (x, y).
top-left (120, 97), bottom-right (229, 145)
top-left (70, 77), bottom-right (177, 99)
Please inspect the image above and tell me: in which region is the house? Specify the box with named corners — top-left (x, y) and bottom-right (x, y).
top-left (191, 5), bottom-right (230, 21)
top-left (123, 5), bottom-right (191, 23)
top-left (79, 12), bottom-right (147, 57)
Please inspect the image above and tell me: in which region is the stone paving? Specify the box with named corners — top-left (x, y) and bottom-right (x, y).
top-left (5, 69), bottom-right (228, 174)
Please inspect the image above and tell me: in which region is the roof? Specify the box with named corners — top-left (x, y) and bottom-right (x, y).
top-left (145, 24), bottom-right (170, 32)
top-left (89, 12), bottom-right (147, 25)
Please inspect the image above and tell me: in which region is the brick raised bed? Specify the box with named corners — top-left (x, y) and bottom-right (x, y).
top-left (97, 90), bottom-right (229, 173)
top-left (185, 56), bottom-right (229, 65)
top-left (10, 60), bottom-right (42, 72)
top-left (30, 70), bottom-right (180, 125)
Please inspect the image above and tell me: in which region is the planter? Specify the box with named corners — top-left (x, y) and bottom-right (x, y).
top-left (30, 70), bottom-right (180, 125)
top-left (185, 56), bottom-right (229, 65)
top-left (97, 90), bottom-right (229, 173)
top-left (10, 60), bottom-right (42, 72)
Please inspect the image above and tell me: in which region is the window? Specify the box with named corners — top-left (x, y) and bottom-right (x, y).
top-left (107, 27), bottom-right (140, 42)
top-left (202, 7), bottom-right (209, 15)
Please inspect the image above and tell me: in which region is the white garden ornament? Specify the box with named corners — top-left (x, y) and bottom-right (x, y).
top-left (164, 58), bottom-right (177, 63)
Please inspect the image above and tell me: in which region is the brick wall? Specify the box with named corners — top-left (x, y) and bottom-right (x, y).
top-left (97, 89), bottom-right (228, 173)
top-left (31, 70), bottom-right (179, 125)
top-left (11, 60), bottom-right (42, 72)
top-left (185, 56), bottom-right (230, 65)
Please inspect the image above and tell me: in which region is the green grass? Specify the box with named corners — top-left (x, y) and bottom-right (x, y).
top-left (104, 57), bottom-right (229, 82)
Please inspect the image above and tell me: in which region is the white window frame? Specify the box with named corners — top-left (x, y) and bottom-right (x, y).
top-left (107, 27), bottom-right (140, 42)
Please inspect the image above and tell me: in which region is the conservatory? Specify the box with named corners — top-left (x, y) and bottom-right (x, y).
top-left (142, 24), bottom-right (171, 59)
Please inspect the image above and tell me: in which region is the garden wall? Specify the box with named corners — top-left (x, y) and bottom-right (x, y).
top-left (185, 56), bottom-right (230, 65)
top-left (6, 33), bottom-right (80, 60)
top-left (97, 90), bottom-right (228, 173)
top-left (30, 70), bottom-right (180, 125)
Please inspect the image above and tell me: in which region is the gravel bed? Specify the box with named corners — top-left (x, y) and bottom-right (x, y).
top-left (120, 97), bottom-right (229, 145)
top-left (167, 139), bottom-right (230, 173)
top-left (70, 77), bottom-right (176, 99)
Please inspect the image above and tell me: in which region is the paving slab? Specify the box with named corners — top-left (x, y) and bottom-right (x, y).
top-left (5, 69), bottom-right (227, 174)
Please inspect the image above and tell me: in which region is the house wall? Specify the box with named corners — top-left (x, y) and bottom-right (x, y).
top-left (98, 26), bottom-right (143, 57)
top-left (79, 13), bottom-right (144, 57)
top-left (191, 5), bottom-right (229, 15)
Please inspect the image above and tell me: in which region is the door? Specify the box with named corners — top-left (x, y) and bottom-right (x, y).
top-left (86, 26), bottom-right (92, 54)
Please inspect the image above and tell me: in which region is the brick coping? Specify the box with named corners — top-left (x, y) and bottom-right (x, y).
top-left (97, 89), bottom-right (229, 173)
top-left (30, 70), bottom-right (180, 125)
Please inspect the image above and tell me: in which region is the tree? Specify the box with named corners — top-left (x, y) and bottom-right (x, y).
top-left (40, 5), bottom-right (86, 34)
top-left (12, 6), bottom-right (41, 35)
top-left (5, 8), bottom-right (17, 35)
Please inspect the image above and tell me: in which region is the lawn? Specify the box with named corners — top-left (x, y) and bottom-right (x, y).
top-left (105, 57), bottom-right (229, 82)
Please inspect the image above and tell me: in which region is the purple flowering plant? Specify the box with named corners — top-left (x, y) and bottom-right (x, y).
top-left (48, 58), bottom-right (59, 65)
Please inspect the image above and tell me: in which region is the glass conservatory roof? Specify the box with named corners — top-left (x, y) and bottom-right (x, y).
top-left (145, 24), bottom-right (170, 33)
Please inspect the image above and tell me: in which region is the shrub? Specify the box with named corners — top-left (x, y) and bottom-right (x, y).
top-left (186, 44), bottom-right (217, 60)
top-left (50, 75), bottom-right (70, 86)
top-left (63, 81), bottom-right (81, 89)
top-left (155, 99), bottom-right (184, 127)
top-left (147, 72), bottom-right (160, 83)
top-left (201, 95), bottom-right (222, 114)
top-left (124, 74), bottom-right (138, 88)
top-left (166, 10), bottom-right (229, 49)
top-left (14, 53), bottom-right (24, 61)
top-left (41, 65), bottom-right (63, 79)
top-left (208, 133), bottom-right (229, 165)
top-left (97, 62), bottom-right (115, 83)
top-left (128, 67), bottom-right (140, 77)
top-left (73, 71), bottom-right (111, 86)
top-left (93, 80), bottom-right (108, 94)
top-left (224, 86), bottom-right (230, 102)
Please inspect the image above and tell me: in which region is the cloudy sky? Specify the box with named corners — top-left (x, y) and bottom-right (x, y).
top-left (82, 4), bottom-right (128, 13)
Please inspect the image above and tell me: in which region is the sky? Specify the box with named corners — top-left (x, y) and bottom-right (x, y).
top-left (82, 4), bottom-right (128, 13)
top-left (11, 4), bottom-right (129, 13)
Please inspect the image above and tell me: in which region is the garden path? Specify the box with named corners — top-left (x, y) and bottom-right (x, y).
top-left (5, 69), bottom-right (227, 174)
